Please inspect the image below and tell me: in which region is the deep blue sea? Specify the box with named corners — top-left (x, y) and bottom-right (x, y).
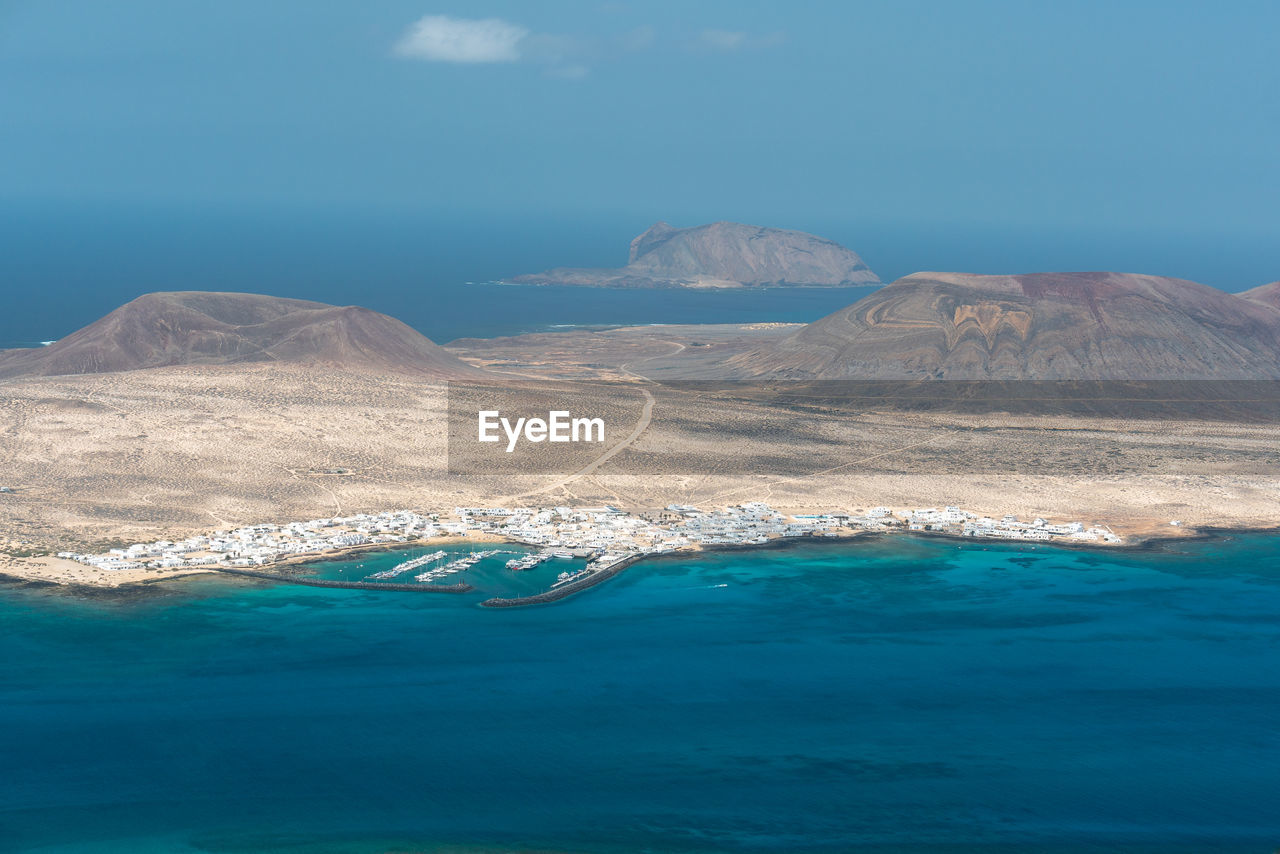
top-left (0, 205), bottom-right (882, 347)
top-left (3, 202), bottom-right (1275, 347)
top-left (4, 202), bottom-right (1280, 851)
top-left (3, 534), bottom-right (1279, 853)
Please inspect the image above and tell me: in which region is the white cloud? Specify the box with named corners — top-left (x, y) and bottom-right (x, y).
top-left (391, 15), bottom-right (782, 76)
top-left (393, 15), bottom-right (528, 63)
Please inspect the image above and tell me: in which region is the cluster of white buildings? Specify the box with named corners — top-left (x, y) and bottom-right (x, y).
top-left (903, 506), bottom-right (1120, 543)
top-left (58, 510), bottom-right (448, 572)
top-left (457, 505), bottom-right (684, 554)
top-left (456, 502), bottom-right (858, 556)
top-left (455, 502), bottom-right (1120, 555)
top-left (459, 501), bottom-right (1092, 555)
top-left (59, 502), bottom-right (1121, 574)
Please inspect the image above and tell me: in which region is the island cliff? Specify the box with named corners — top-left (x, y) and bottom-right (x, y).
top-left (508, 221), bottom-right (879, 289)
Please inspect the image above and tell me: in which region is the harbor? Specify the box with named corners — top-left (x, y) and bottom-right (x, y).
top-left (413, 549), bottom-right (512, 583)
top-left (482, 552), bottom-right (645, 608)
top-left (296, 543), bottom-right (581, 601)
top-left (50, 502), bottom-right (1124, 603)
top-left (367, 550), bottom-right (447, 580)
top-left (209, 565), bottom-right (473, 593)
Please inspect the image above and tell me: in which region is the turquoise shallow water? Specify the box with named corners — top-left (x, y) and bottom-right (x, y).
top-left (2, 533), bottom-right (1279, 853)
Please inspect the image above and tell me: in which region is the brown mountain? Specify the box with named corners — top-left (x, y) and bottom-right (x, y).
top-left (724, 272), bottom-right (1280, 379)
top-left (1240, 281), bottom-right (1280, 309)
top-left (0, 291), bottom-right (483, 379)
top-left (509, 221), bottom-right (879, 288)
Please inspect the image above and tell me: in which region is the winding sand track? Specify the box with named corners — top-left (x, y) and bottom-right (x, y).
top-left (509, 386), bottom-right (655, 499)
top-left (506, 342), bottom-right (682, 500)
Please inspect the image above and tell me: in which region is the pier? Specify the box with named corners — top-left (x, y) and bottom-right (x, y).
top-left (369, 550), bottom-right (446, 579)
top-left (480, 553), bottom-right (646, 608)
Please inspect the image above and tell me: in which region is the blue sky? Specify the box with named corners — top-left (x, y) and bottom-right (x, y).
top-left (1, 1), bottom-right (1277, 284)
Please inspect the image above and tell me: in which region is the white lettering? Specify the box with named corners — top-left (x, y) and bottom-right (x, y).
top-left (548, 410), bottom-right (570, 442)
top-left (478, 411), bottom-right (500, 443)
top-left (573, 417), bottom-right (604, 442)
top-left (479, 410), bottom-right (605, 452)
top-left (524, 418), bottom-right (548, 443)
top-left (502, 417), bottom-right (526, 453)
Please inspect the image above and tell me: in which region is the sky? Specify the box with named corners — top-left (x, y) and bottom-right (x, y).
top-left (1, 0), bottom-right (1278, 291)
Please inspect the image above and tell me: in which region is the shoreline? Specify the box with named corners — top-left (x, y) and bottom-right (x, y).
top-left (492, 279), bottom-right (870, 290)
top-left (3, 522), bottom-right (1278, 601)
top-left (466, 522), bottom-right (1280, 609)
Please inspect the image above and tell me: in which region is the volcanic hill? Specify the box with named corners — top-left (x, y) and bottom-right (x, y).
top-left (0, 291), bottom-right (483, 379)
top-left (723, 271), bottom-right (1280, 379)
top-left (509, 221), bottom-right (879, 289)
top-left (1241, 281), bottom-right (1280, 309)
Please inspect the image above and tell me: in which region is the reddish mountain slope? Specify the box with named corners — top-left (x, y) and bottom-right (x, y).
top-left (1240, 281), bottom-right (1280, 309)
top-left (726, 272), bottom-right (1280, 379)
top-left (0, 291), bottom-right (484, 379)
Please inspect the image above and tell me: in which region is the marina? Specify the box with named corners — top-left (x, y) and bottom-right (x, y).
top-left (507, 552), bottom-right (552, 571)
top-left (414, 549), bottom-right (510, 583)
top-left (507, 548), bottom-right (594, 571)
top-left (367, 550), bottom-right (447, 580)
top-left (209, 566), bottom-right (472, 593)
top-left (483, 552), bottom-right (645, 608)
top-left (551, 552), bottom-right (625, 589)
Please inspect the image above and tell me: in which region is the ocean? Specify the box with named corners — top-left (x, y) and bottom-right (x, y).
top-left (3, 202), bottom-right (1276, 348)
top-left (0, 204), bottom-right (880, 348)
top-left (3, 533), bottom-right (1278, 853)
top-left (4, 202), bottom-right (1280, 851)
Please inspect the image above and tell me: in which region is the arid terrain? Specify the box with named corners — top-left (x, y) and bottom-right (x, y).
top-left (3, 325), bottom-right (1279, 585)
top-left (1242, 280), bottom-right (1280, 309)
top-left (3, 278), bottom-right (1279, 587)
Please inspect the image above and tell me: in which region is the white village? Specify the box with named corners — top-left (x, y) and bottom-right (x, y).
top-left (56, 502), bottom-right (1122, 598)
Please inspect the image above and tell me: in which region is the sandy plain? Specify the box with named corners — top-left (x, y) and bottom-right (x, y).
top-left (1, 324), bottom-right (1278, 586)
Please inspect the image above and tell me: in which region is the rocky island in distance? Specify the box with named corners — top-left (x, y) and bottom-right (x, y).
top-left (507, 220), bottom-right (880, 289)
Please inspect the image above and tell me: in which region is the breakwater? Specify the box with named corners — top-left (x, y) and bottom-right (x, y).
top-left (210, 567), bottom-right (473, 593)
top-left (480, 554), bottom-right (647, 608)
